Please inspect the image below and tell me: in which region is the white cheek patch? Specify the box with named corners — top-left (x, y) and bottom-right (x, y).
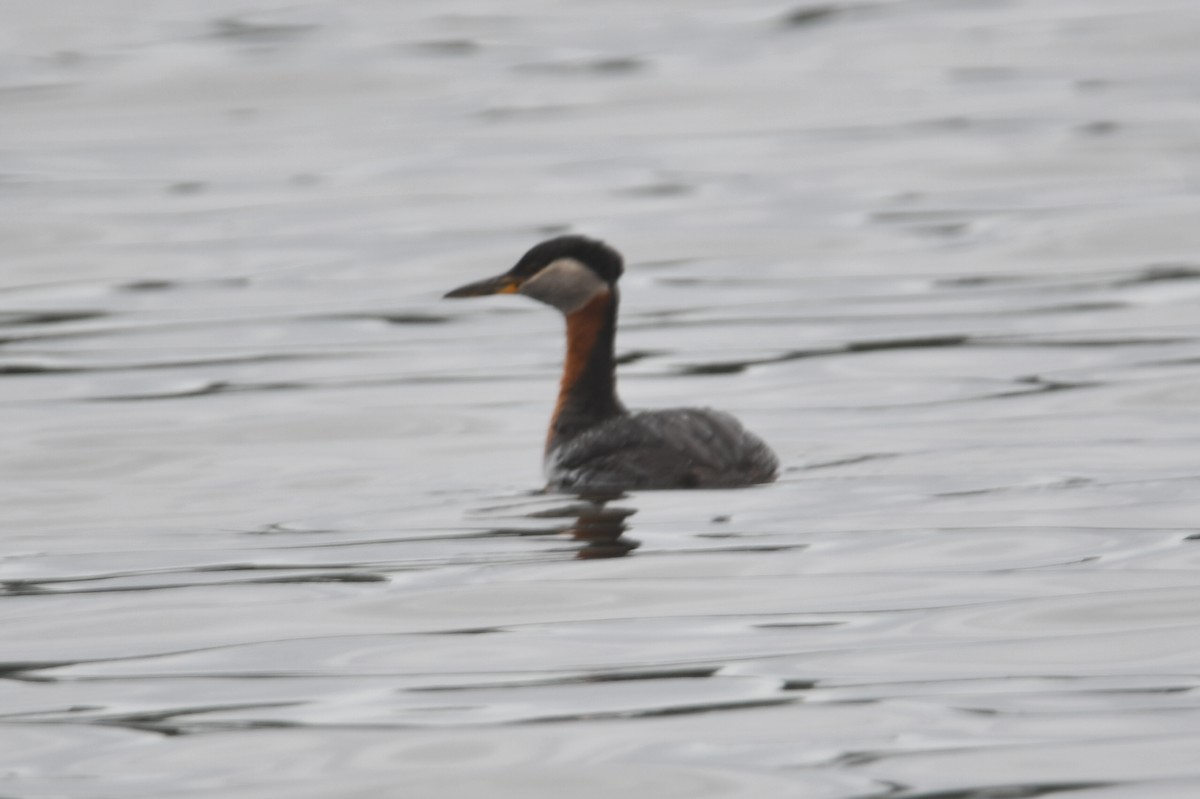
top-left (519, 258), bottom-right (609, 313)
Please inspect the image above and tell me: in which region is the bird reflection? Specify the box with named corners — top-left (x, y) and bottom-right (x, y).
top-left (568, 492), bottom-right (639, 559)
top-left (526, 491), bottom-right (640, 559)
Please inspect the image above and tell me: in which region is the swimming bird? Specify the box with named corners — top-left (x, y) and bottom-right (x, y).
top-left (445, 235), bottom-right (779, 491)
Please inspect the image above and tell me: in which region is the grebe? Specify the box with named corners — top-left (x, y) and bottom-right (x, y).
top-left (445, 236), bottom-right (779, 491)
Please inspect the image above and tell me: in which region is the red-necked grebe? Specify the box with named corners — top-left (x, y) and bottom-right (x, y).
top-left (445, 235), bottom-right (779, 491)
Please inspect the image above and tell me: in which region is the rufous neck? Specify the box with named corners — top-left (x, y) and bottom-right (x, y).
top-left (548, 289), bottom-right (624, 449)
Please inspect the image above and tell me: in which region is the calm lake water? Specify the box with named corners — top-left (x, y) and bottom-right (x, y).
top-left (3, 1), bottom-right (1200, 797)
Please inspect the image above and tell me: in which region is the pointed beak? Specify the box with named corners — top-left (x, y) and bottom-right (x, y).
top-left (444, 273), bottom-right (522, 299)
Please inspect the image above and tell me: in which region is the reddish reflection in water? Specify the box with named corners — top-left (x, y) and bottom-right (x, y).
top-left (568, 494), bottom-right (640, 559)
top-left (528, 491), bottom-right (640, 558)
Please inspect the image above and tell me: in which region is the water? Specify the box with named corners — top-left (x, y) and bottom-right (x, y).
top-left (3, 1), bottom-right (1200, 796)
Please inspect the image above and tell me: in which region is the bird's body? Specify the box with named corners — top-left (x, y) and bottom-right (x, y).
top-left (547, 408), bottom-right (778, 491)
top-left (445, 236), bottom-right (778, 491)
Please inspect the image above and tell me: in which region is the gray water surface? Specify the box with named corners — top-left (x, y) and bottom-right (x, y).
top-left (3, 1), bottom-right (1200, 797)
